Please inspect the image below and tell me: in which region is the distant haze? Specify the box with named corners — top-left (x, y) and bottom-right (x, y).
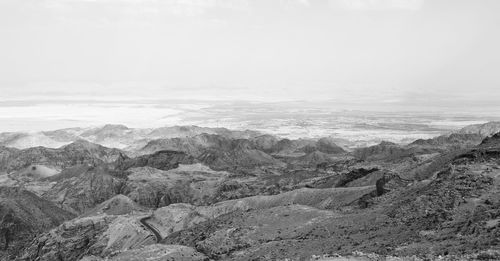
top-left (0, 0), bottom-right (499, 131)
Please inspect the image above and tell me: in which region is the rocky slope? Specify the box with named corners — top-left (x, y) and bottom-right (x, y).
top-left (139, 135), bottom-right (345, 159)
top-left (121, 164), bottom-right (229, 208)
top-left (0, 187), bottom-right (75, 260)
top-left (42, 164), bottom-right (126, 215)
top-left (115, 150), bottom-right (197, 172)
top-left (457, 121), bottom-right (500, 137)
top-left (81, 194), bottom-right (145, 217)
top-left (158, 134), bottom-right (500, 260)
top-left (81, 244), bottom-right (208, 261)
top-left (19, 184), bottom-right (376, 261)
top-left (3, 124), bottom-right (500, 260)
top-left (0, 140), bottom-right (123, 174)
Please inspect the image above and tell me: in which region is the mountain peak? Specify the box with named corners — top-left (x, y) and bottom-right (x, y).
top-left (479, 132), bottom-right (500, 148)
top-left (100, 124), bottom-right (129, 131)
top-left (61, 139), bottom-right (102, 150)
top-left (457, 121), bottom-right (500, 137)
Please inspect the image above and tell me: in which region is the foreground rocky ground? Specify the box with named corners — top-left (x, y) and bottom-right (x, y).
top-left (1, 123), bottom-right (500, 260)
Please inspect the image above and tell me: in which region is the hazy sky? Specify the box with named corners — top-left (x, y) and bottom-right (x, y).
top-left (0, 0), bottom-right (499, 131)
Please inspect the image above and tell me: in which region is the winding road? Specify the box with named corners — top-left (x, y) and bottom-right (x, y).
top-left (139, 216), bottom-right (162, 243)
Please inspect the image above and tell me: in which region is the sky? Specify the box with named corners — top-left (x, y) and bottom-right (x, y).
top-left (0, 0), bottom-right (499, 131)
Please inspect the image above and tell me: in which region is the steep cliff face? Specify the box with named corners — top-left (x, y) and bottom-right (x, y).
top-left (0, 147), bottom-right (19, 174)
top-left (479, 132), bottom-right (500, 148)
top-left (42, 165), bottom-right (126, 215)
top-left (18, 214), bottom-right (118, 261)
top-left (0, 187), bottom-right (75, 260)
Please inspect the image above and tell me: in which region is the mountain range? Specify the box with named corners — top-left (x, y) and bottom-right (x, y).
top-left (3, 122), bottom-right (499, 152)
top-left (0, 125), bottom-right (262, 150)
top-left (1, 121), bottom-right (500, 260)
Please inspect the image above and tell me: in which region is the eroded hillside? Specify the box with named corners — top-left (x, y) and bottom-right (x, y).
top-left (1, 124), bottom-right (499, 261)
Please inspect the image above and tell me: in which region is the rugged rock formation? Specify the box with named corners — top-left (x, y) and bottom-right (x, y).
top-left (410, 133), bottom-right (483, 148)
top-left (0, 187), bottom-right (75, 260)
top-left (354, 132), bottom-right (484, 163)
top-left (304, 137), bottom-right (346, 154)
top-left (42, 165), bottom-right (126, 215)
top-left (6, 129), bottom-right (500, 260)
top-left (137, 134), bottom-right (233, 157)
top-left (375, 134), bottom-right (500, 256)
top-left (198, 146), bottom-right (285, 171)
top-left (0, 140), bottom-right (123, 174)
top-left (82, 194), bottom-right (145, 217)
top-left (163, 205), bottom-right (341, 260)
top-left (18, 184), bottom-right (376, 260)
top-left (268, 138), bottom-right (316, 156)
top-left (122, 164), bottom-right (228, 208)
top-left (115, 150), bottom-right (197, 172)
top-left (457, 121), bottom-right (500, 137)
top-left (18, 214), bottom-right (118, 261)
top-left (304, 168), bottom-right (380, 189)
top-left (138, 135), bottom-right (346, 164)
top-left (479, 132), bottom-right (500, 148)
top-left (0, 125), bottom-right (263, 150)
top-left (248, 134), bottom-right (280, 153)
top-left (288, 151), bottom-right (345, 167)
top-left (375, 173), bottom-right (408, 196)
top-left (353, 141), bottom-right (413, 161)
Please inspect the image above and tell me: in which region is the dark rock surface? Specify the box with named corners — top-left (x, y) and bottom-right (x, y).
top-left (0, 187), bottom-right (75, 260)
